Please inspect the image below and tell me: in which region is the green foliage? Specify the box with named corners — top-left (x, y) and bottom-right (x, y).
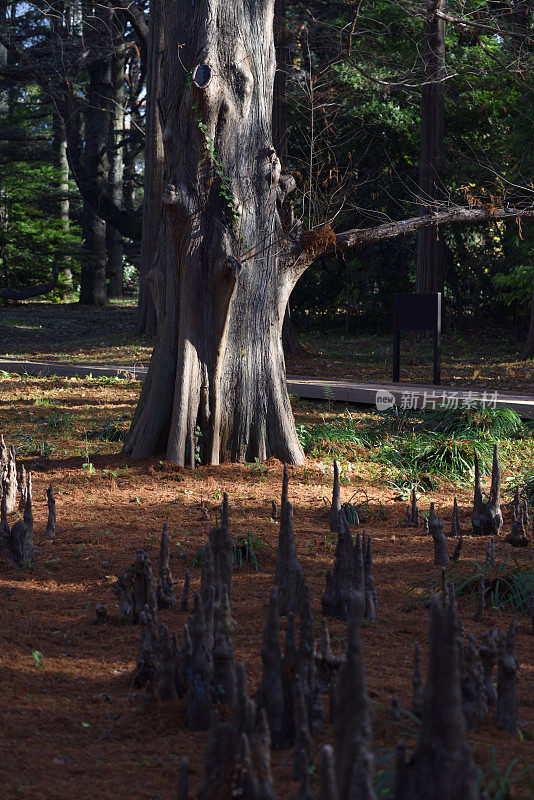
top-left (342, 499), bottom-right (360, 526)
top-left (377, 433), bottom-right (492, 482)
top-left (45, 410), bottom-right (75, 432)
top-left (0, 162), bottom-right (81, 297)
top-left (232, 532), bottom-right (272, 570)
top-left (299, 403), bottom-right (514, 487)
top-left (494, 264), bottom-right (533, 314)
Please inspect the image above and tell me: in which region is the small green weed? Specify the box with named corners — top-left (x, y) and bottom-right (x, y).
top-left (250, 458), bottom-right (270, 479)
top-left (32, 650), bottom-right (44, 669)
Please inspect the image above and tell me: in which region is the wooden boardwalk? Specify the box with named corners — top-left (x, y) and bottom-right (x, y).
top-left (1, 357), bottom-right (533, 418)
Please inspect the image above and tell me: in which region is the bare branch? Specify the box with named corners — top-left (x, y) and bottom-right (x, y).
top-left (113, 0), bottom-right (148, 48)
top-left (329, 206), bottom-right (534, 253)
top-left (435, 10), bottom-right (534, 41)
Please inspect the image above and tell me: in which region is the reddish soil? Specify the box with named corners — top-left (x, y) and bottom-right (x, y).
top-left (1, 455), bottom-right (532, 799)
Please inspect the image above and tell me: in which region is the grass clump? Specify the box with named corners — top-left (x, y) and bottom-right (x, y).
top-left (191, 531), bottom-right (272, 571)
top-left (405, 557), bottom-right (533, 615)
top-left (297, 413), bottom-right (370, 459)
top-left (425, 403), bottom-right (523, 439)
top-left (477, 747), bottom-right (533, 800)
top-left (376, 433), bottom-right (492, 483)
top-left (86, 415), bottom-right (129, 442)
top-left (46, 409), bottom-right (75, 432)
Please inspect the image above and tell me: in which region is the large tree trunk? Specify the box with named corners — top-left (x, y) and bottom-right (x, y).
top-left (416, 0), bottom-right (446, 294)
top-left (79, 0), bottom-right (112, 306)
top-left (125, 0), bottom-right (305, 465)
top-left (136, 0), bottom-right (164, 336)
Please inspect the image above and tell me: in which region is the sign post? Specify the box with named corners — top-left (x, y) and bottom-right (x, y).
top-left (392, 293), bottom-right (441, 385)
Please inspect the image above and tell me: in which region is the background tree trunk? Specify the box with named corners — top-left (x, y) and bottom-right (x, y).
top-left (518, 8), bottom-right (534, 359)
top-left (50, 1), bottom-right (72, 288)
top-left (521, 263), bottom-right (534, 359)
top-left (416, 0), bottom-right (446, 294)
top-left (105, 19), bottom-right (126, 299)
top-left (136, 0), bottom-right (164, 336)
top-left (0, 0), bottom-right (8, 290)
top-left (125, 0), bottom-right (305, 465)
top-left (0, 1), bottom-right (8, 120)
top-left (79, 0), bottom-right (112, 306)
top-left (52, 114), bottom-right (73, 288)
top-left (273, 0), bottom-right (306, 356)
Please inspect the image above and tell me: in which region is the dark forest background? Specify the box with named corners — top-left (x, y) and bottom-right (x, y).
top-left (1, 1), bottom-right (533, 346)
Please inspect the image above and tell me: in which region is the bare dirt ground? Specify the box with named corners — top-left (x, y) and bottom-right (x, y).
top-left (1, 301), bottom-right (533, 393)
top-left (0, 371), bottom-right (532, 799)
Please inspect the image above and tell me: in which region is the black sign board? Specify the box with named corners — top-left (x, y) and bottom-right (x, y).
top-left (393, 293), bottom-right (441, 385)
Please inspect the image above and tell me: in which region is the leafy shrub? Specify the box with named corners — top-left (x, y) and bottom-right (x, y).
top-left (0, 162), bottom-right (81, 297)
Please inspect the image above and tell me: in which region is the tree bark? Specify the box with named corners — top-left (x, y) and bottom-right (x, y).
top-left (79, 0), bottom-right (112, 306)
top-left (52, 113), bottom-right (73, 287)
top-left (106, 17), bottom-right (126, 299)
top-left (416, 0), bottom-right (446, 294)
top-left (0, 0), bottom-right (8, 120)
top-left (125, 0), bottom-right (306, 465)
top-left (136, 0), bottom-right (164, 336)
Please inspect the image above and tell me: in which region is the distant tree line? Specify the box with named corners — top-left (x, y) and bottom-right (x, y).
top-left (1, 0), bottom-right (534, 353)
